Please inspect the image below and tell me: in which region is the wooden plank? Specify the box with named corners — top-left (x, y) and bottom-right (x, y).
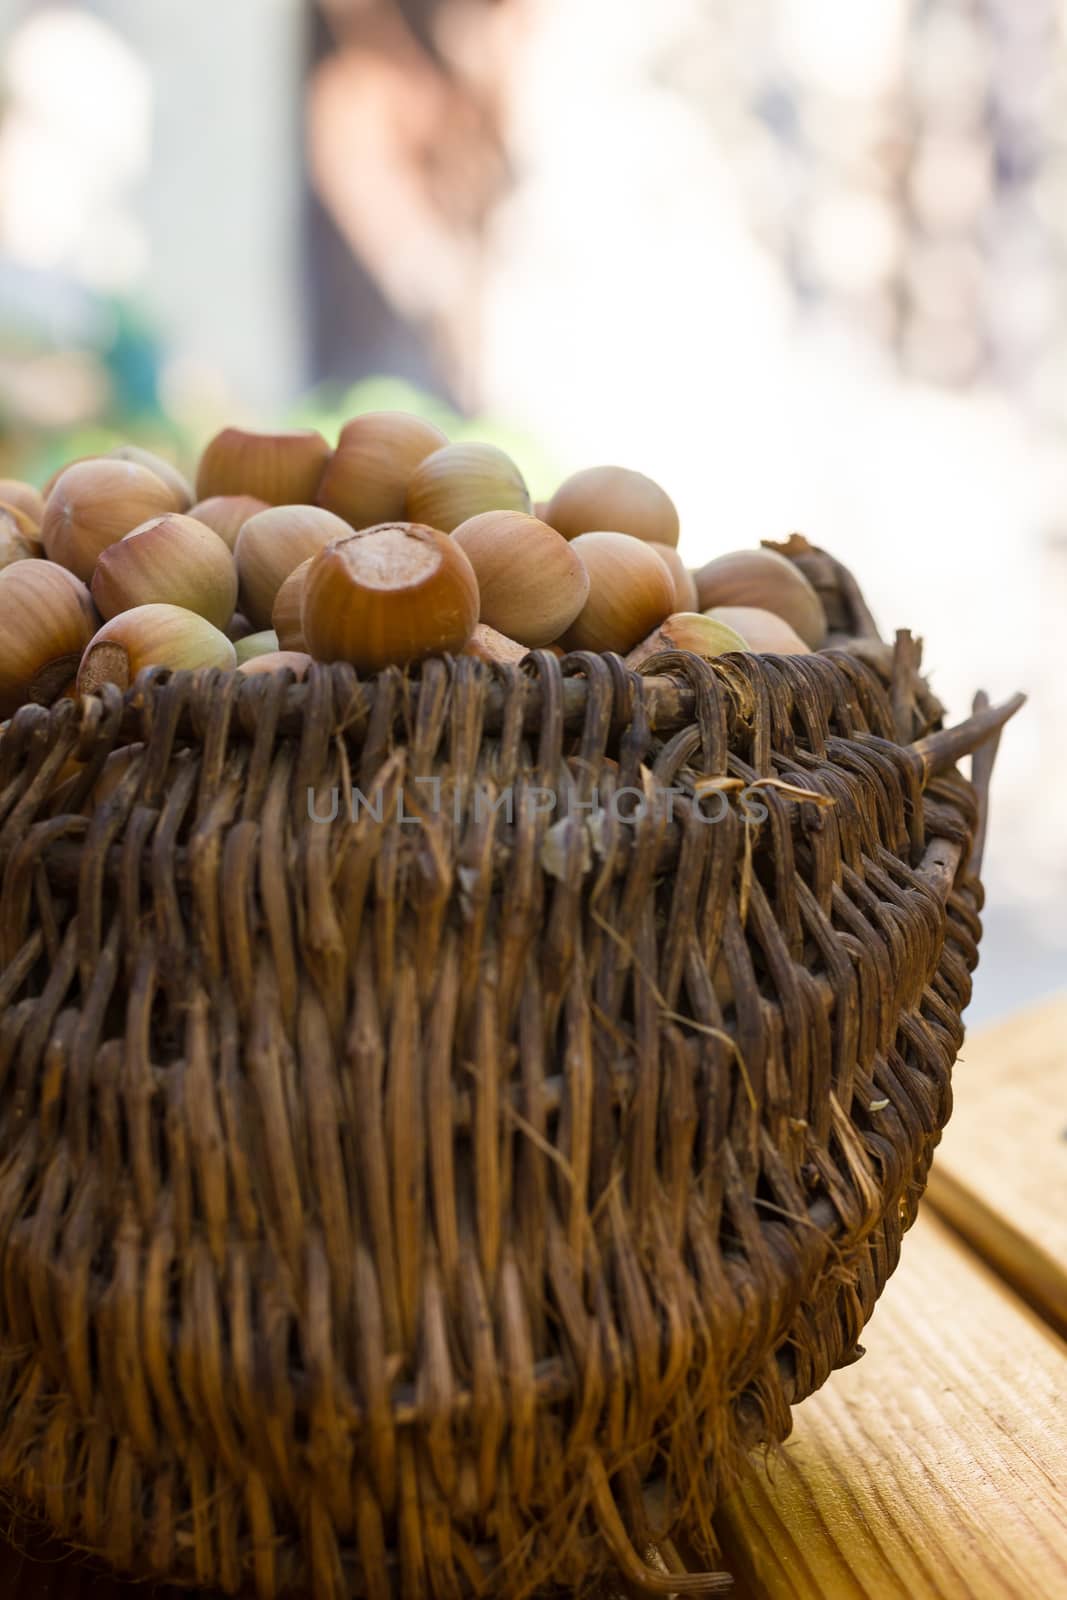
top-left (713, 1210), bottom-right (1067, 1600)
top-left (925, 992), bottom-right (1067, 1335)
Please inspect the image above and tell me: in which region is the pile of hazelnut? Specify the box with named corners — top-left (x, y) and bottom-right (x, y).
top-left (0, 414), bottom-right (827, 719)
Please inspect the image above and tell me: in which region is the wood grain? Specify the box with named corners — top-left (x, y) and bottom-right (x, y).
top-left (925, 992), bottom-right (1067, 1336)
top-left (713, 1210), bottom-right (1067, 1600)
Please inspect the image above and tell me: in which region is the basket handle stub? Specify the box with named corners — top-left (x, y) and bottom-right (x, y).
top-left (908, 688), bottom-right (1024, 884)
top-left (911, 691), bottom-right (1026, 785)
top-left (967, 690), bottom-right (1009, 876)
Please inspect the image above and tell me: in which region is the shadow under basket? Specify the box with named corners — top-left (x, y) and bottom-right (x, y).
top-left (0, 546), bottom-right (1022, 1598)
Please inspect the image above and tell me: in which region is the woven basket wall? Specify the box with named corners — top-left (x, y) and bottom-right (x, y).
top-left (0, 547), bottom-right (1015, 1597)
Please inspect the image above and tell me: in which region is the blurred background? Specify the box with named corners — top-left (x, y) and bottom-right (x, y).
top-left (0, 0), bottom-right (1063, 1023)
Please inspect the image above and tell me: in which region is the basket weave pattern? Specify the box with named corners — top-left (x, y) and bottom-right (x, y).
top-left (0, 632), bottom-right (987, 1596)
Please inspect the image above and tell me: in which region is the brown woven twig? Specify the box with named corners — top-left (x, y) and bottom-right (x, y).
top-left (0, 551), bottom-right (1021, 1598)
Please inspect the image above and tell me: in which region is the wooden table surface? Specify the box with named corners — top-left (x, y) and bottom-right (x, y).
top-left (2, 995), bottom-right (1064, 1599)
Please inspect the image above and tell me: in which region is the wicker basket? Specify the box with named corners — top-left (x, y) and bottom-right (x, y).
top-left (0, 542), bottom-right (1021, 1597)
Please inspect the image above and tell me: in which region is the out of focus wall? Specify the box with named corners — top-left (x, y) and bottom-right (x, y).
top-left (0, 0), bottom-right (308, 421)
top-left (93, 0), bottom-right (308, 419)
